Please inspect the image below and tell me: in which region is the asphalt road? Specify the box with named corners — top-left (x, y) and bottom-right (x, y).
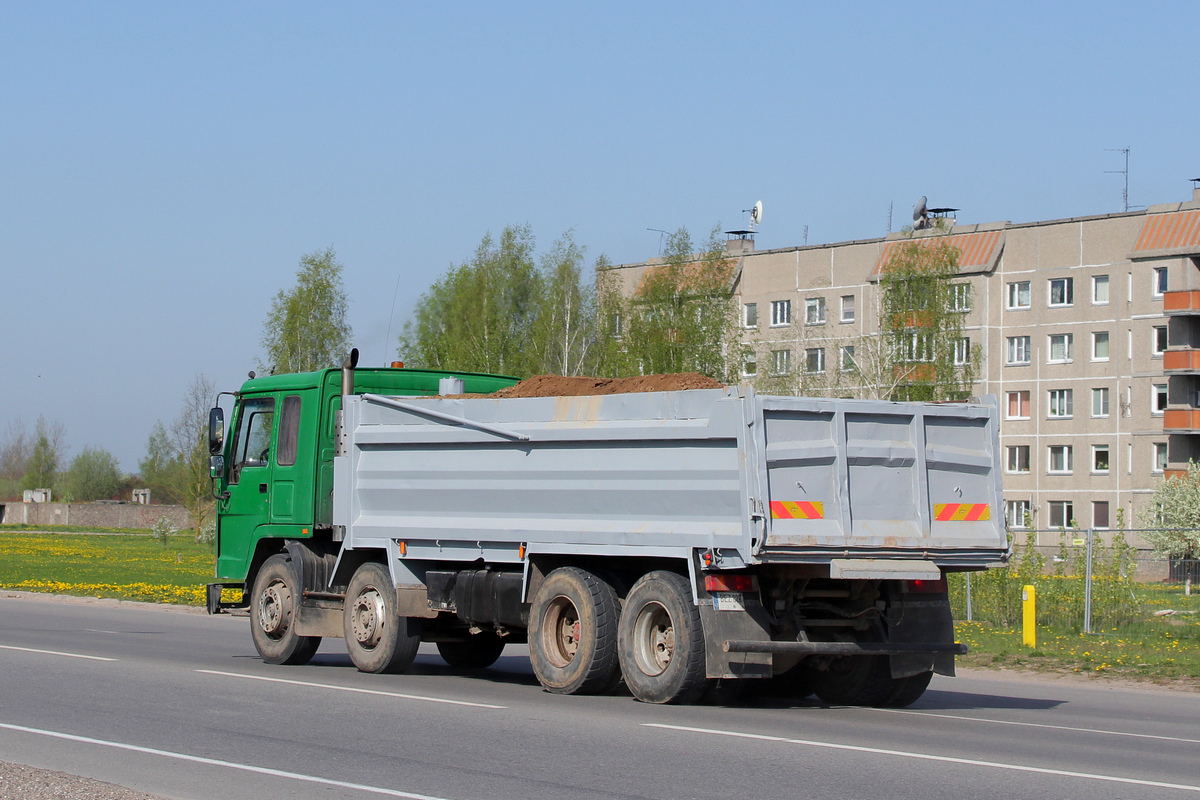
top-left (2, 594), bottom-right (1198, 800)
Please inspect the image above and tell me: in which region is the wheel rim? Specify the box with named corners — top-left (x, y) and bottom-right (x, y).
top-left (541, 595), bottom-right (581, 668)
top-left (351, 586), bottom-right (386, 649)
top-left (631, 601), bottom-right (674, 677)
top-left (258, 578), bottom-right (290, 639)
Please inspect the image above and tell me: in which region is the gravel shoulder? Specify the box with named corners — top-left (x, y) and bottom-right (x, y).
top-left (0, 761), bottom-right (168, 800)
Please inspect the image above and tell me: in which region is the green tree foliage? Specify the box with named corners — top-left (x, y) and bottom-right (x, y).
top-left (61, 446), bottom-right (123, 501)
top-left (594, 227), bottom-right (741, 381)
top-left (401, 226), bottom-right (600, 377)
top-left (0, 419), bottom-right (31, 497)
top-left (261, 247), bottom-right (352, 374)
top-left (1141, 461), bottom-right (1200, 558)
top-left (19, 417), bottom-right (65, 492)
top-left (139, 375), bottom-right (216, 534)
top-left (877, 238), bottom-right (975, 401)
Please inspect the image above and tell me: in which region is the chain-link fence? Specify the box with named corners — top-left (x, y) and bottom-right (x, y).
top-left (949, 529), bottom-right (1199, 637)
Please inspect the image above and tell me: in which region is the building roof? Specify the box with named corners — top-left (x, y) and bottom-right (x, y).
top-left (1132, 209), bottom-right (1200, 259)
top-left (871, 229), bottom-right (1005, 278)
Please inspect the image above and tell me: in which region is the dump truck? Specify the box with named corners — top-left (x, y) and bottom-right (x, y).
top-left (206, 350), bottom-right (1008, 707)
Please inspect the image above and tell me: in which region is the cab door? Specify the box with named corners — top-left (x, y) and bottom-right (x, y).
top-left (215, 396), bottom-right (275, 580)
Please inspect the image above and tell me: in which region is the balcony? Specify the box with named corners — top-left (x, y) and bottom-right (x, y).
top-left (1164, 290), bottom-right (1200, 315)
top-left (1163, 349), bottom-right (1200, 373)
top-left (1163, 408), bottom-right (1200, 431)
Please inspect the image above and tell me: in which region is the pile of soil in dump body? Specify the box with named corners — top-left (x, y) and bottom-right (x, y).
top-left (490, 373), bottom-right (724, 398)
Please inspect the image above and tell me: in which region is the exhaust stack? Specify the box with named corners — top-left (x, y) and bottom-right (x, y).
top-left (341, 348), bottom-right (360, 397)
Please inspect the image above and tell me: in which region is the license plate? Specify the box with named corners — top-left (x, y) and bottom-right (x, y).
top-left (714, 592), bottom-right (744, 612)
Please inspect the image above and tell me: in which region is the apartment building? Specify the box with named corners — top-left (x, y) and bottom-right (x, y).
top-left (603, 188), bottom-right (1200, 537)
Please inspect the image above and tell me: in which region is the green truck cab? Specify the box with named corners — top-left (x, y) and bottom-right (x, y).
top-left (206, 356), bottom-right (519, 605)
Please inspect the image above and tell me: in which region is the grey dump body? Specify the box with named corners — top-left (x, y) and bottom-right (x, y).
top-left (333, 387), bottom-right (1006, 579)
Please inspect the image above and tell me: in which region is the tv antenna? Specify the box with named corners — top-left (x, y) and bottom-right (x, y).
top-left (646, 228), bottom-right (669, 256)
top-left (1106, 147), bottom-right (1131, 212)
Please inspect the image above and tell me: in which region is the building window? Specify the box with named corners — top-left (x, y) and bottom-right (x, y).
top-left (1153, 325), bottom-right (1167, 356)
top-left (953, 337), bottom-right (971, 366)
top-left (1007, 336), bottom-right (1031, 365)
top-left (840, 295), bottom-right (855, 323)
top-left (1048, 500), bottom-right (1075, 528)
top-left (771, 300), bottom-right (791, 327)
top-left (1006, 445), bottom-right (1030, 473)
top-left (1093, 501), bottom-right (1110, 530)
top-left (1154, 267), bottom-right (1168, 297)
top-left (1091, 387), bottom-right (1109, 418)
top-left (1007, 281), bottom-right (1031, 310)
top-left (950, 283), bottom-right (972, 313)
top-left (1092, 274), bottom-right (1110, 304)
top-left (805, 297), bottom-right (826, 325)
top-left (1048, 333), bottom-right (1074, 363)
top-left (612, 312), bottom-right (623, 338)
top-left (1153, 442), bottom-right (1168, 473)
top-left (1048, 389), bottom-right (1073, 418)
top-left (1152, 383), bottom-right (1167, 415)
top-left (1006, 390), bottom-right (1030, 419)
top-left (805, 347), bottom-right (825, 374)
top-left (771, 349), bottom-right (791, 375)
top-left (1092, 444), bottom-right (1110, 473)
top-left (743, 303), bottom-right (757, 328)
top-left (742, 356), bottom-right (757, 377)
top-left (1049, 277), bottom-right (1074, 307)
top-left (840, 345), bottom-right (857, 372)
top-left (1006, 500), bottom-right (1031, 529)
top-left (906, 332), bottom-right (933, 362)
top-left (1092, 331), bottom-right (1110, 361)
top-left (1048, 445), bottom-right (1073, 474)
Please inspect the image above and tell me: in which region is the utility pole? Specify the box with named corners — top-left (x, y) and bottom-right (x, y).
top-left (1106, 147), bottom-right (1131, 212)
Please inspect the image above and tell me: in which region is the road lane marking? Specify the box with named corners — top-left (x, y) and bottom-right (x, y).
top-left (866, 706), bottom-right (1200, 745)
top-left (195, 670), bottom-right (507, 709)
top-left (0, 722), bottom-right (452, 800)
top-left (644, 723), bottom-right (1200, 793)
top-left (0, 644), bottom-right (116, 662)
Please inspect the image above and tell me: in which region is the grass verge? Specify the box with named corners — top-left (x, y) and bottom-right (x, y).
top-left (0, 531), bottom-right (214, 605)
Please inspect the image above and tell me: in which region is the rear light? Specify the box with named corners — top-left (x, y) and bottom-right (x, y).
top-left (705, 574), bottom-right (756, 592)
top-left (904, 577), bottom-right (947, 593)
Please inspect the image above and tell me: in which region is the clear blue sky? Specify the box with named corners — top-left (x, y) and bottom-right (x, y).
top-left (3, 2), bottom-right (1198, 472)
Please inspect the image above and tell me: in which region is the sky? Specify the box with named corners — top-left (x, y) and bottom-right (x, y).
top-left (3, 2), bottom-right (1199, 472)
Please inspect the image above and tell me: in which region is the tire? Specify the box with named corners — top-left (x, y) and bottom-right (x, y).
top-left (876, 670), bottom-right (933, 708)
top-left (250, 553), bottom-right (320, 666)
top-left (811, 654), bottom-right (893, 706)
top-left (344, 562), bottom-right (420, 674)
top-left (618, 571), bottom-right (709, 705)
top-left (437, 633), bottom-right (507, 669)
top-left (528, 567), bottom-right (621, 695)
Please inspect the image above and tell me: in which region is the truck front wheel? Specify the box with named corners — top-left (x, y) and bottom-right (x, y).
top-left (250, 553), bottom-right (320, 666)
top-left (618, 571), bottom-right (709, 705)
top-left (528, 567), bottom-right (621, 694)
top-left (344, 562), bottom-right (420, 674)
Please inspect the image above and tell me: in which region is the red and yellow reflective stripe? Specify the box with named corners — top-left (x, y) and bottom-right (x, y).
top-left (933, 503), bottom-right (990, 521)
top-left (770, 501), bottom-right (825, 520)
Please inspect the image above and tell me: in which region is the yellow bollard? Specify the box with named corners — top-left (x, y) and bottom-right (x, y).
top-left (1022, 584), bottom-right (1037, 648)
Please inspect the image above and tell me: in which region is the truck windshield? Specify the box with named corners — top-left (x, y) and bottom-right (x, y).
top-left (230, 397), bottom-right (275, 483)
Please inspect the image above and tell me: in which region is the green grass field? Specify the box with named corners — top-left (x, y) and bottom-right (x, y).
top-left (0, 529), bottom-right (215, 604)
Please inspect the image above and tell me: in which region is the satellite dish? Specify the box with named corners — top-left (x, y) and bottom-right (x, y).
top-left (913, 196), bottom-right (927, 222)
top-left (751, 201), bottom-right (763, 226)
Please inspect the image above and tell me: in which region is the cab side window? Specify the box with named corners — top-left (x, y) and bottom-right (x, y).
top-left (277, 395), bottom-right (301, 467)
top-left (230, 398), bottom-right (275, 484)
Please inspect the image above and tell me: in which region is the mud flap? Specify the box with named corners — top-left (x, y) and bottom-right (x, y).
top-left (698, 599), bottom-right (773, 680)
top-left (886, 593), bottom-right (956, 678)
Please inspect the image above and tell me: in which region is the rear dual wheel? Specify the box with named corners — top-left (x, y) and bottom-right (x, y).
top-left (528, 567), bottom-right (622, 694)
top-left (618, 571), bottom-right (709, 705)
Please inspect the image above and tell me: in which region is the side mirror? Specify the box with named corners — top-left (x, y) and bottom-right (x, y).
top-left (208, 407), bottom-right (225, 454)
top-left (209, 454), bottom-right (226, 479)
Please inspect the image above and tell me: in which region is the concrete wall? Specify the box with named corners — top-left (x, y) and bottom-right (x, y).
top-left (0, 502), bottom-right (193, 530)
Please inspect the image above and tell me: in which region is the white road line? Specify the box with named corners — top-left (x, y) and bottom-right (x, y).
top-left (0, 644), bottom-right (116, 662)
top-left (195, 670), bottom-right (507, 709)
top-left (865, 706), bottom-right (1200, 745)
top-left (0, 722), bottom-right (451, 800)
top-left (643, 723), bottom-right (1200, 793)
